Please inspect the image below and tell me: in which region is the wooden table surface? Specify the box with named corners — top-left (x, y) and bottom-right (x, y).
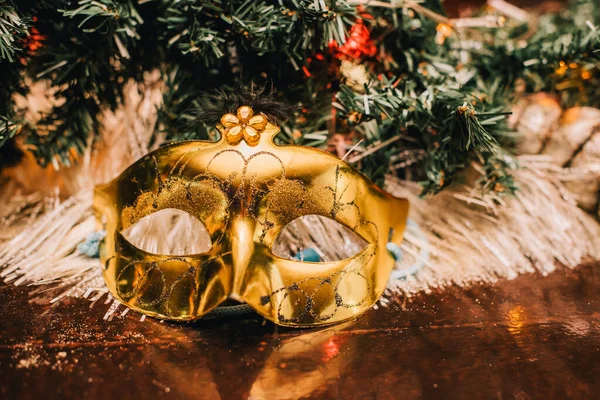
top-left (0, 262), bottom-right (598, 399)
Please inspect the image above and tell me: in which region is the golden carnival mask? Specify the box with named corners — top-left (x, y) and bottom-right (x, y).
top-left (94, 106), bottom-right (409, 327)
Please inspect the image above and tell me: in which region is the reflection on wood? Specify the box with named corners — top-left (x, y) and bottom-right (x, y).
top-left (0, 262), bottom-right (598, 399)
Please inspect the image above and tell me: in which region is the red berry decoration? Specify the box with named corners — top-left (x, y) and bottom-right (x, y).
top-left (330, 20), bottom-right (376, 60)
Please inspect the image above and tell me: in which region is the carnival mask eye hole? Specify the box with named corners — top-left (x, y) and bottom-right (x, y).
top-left (121, 208), bottom-right (212, 255)
top-left (272, 215), bottom-right (368, 262)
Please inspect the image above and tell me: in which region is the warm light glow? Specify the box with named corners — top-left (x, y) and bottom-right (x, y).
top-left (322, 336), bottom-right (340, 362)
top-left (555, 61), bottom-right (568, 76)
top-left (435, 23), bottom-right (453, 45)
top-left (507, 305), bottom-right (525, 334)
top-left (436, 23), bottom-right (453, 36)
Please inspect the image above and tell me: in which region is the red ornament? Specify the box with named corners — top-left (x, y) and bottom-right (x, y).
top-left (329, 20), bottom-right (376, 60)
top-left (21, 17), bottom-right (45, 56)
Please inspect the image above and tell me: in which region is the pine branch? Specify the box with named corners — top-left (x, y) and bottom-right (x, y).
top-left (464, 0), bottom-right (600, 107)
top-left (60, 0), bottom-right (143, 59)
top-left (0, 1), bottom-right (29, 62)
top-left (0, 114), bottom-right (20, 146)
top-left (477, 152), bottom-right (518, 197)
top-left (27, 100), bottom-right (97, 168)
top-left (333, 71), bottom-right (509, 193)
top-left (158, 0), bottom-right (357, 67)
top-left (157, 66), bottom-right (212, 142)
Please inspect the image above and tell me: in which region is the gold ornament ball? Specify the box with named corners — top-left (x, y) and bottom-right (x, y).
top-left (564, 126), bottom-right (600, 213)
top-left (542, 107), bottom-right (600, 166)
top-left (340, 60), bottom-right (369, 93)
top-left (510, 93), bottom-right (561, 154)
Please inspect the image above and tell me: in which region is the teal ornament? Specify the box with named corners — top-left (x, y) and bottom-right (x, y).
top-left (77, 230), bottom-right (106, 258)
top-left (293, 248), bottom-right (321, 262)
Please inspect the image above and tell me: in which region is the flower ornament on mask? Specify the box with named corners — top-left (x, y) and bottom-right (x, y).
top-left (221, 105), bottom-right (268, 146)
top-left (94, 105), bottom-right (409, 327)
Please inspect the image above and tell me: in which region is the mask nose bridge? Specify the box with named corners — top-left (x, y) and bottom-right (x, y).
top-left (227, 213), bottom-right (257, 300)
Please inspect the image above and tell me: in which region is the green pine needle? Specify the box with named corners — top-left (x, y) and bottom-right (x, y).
top-left (0, 2), bottom-right (29, 62)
